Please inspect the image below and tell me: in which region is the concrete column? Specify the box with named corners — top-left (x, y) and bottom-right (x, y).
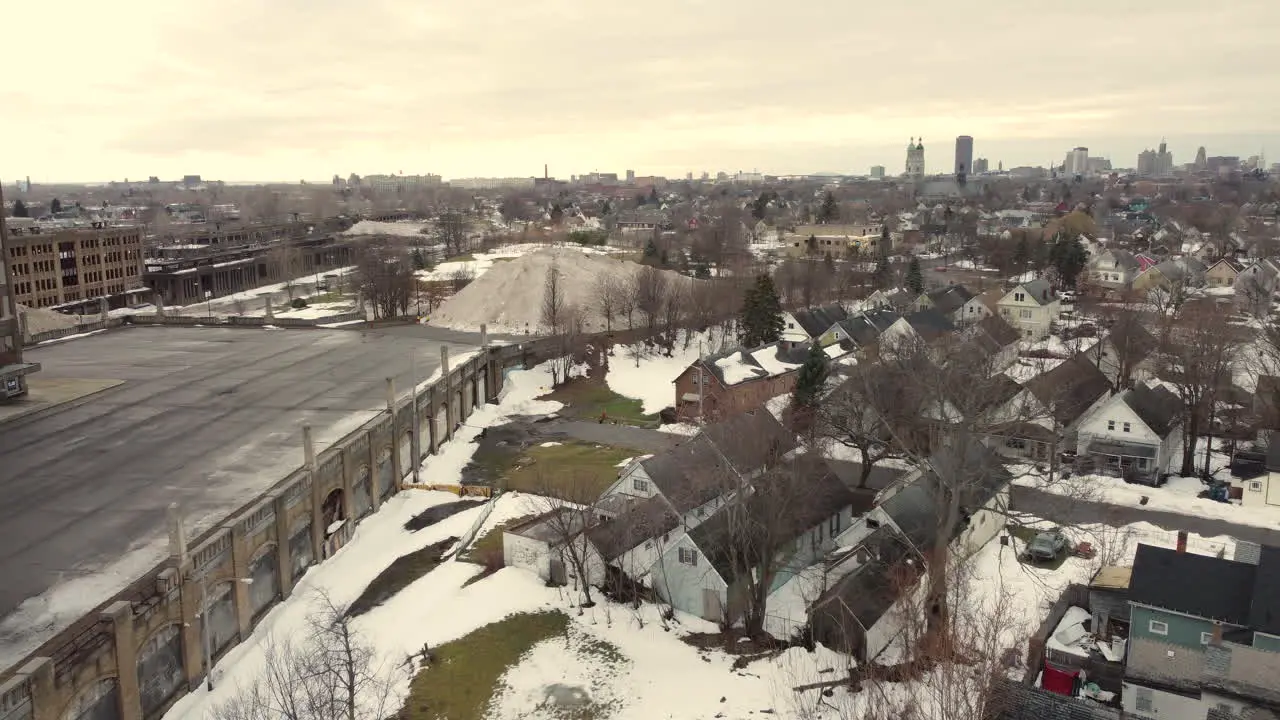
top-left (263, 295), bottom-right (274, 321)
top-left (272, 495), bottom-right (293, 600)
top-left (154, 292), bottom-right (165, 317)
top-left (228, 524), bottom-right (251, 637)
top-left (386, 378), bottom-right (401, 485)
top-left (103, 601), bottom-right (142, 720)
top-left (20, 658), bottom-right (56, 720)
top-left (303, 424), bottom-right (323, 563)
top-left (440, 346), bottom-right (450, 375)
top-left (480, 323), bottom-right (488, 347)
top-left (339, 451), bottom-right (355, 521)
top-left (98, 296), bottom-right (109, 321)
top-left (178, 574), bottom-right (202, 690)
top-left (167, 502), bottom-right (188, 566)
top-left (368, 433), bottom-right (383, 512)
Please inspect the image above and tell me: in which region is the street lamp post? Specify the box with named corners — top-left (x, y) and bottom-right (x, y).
top-left (199, 574), bottom-right (253, 691)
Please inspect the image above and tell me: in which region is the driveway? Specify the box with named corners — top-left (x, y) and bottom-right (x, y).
top-left (543, 419), bottom-right (682, 455)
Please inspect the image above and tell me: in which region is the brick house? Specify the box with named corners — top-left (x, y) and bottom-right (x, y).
top-left (674, 342), bottom-right (808, 423)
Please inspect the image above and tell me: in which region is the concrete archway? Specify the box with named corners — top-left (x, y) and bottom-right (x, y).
top-left (397, 431), bottom-right (413, 484)
top-left (321, 488), bottom-right (345, 534)
top-left (248, 543), bottom-right (281, 619)
top-left (376, 446), bottom-right (394, 498)
top-left (137, 624), bottom-right (184, 717)
top-left (60, 676), bottom-right (120, 720)
top-left (433, 404), bottom-right (448, 449)
top-left (353, 465), bottom-right (373, 518)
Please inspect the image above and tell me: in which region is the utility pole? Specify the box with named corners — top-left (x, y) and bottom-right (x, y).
top-left (410, 350), bottom-right (421, 485)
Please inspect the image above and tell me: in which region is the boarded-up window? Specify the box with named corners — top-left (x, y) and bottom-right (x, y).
top-left (137, 625), bottom-right (184, 717)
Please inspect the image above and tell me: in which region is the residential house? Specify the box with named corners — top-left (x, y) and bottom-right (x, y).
top-left (1237, 433), bottom-right (1280, 510)
top-left (1234, 259), bottom-right (1280, 316)
top-left (1204, 257), bottom-right (1245, 289)
top-left (880, 308), bottom-right (957, 351)
top-left (1135, 252), bottom-right (1161, 272)
top-left (818, 308), bottom-right (899, 358)
top-left (583, 495), bottom-right (681, 588)
top-left (866, 288), bottom-right (915, 312)
top-left (1123, 542), bottom-right (1280, 720)
top-left (955, 315), bottom-right (1021, 372)
top-left (958, 287), bottom-right (1004, 325)
top-left (986, 355), bottom-right (1112, 463)
top-left (1078, 322), bottom-right (1159, 390)
top-left (1132, 258), bottom-right (1207, 295)
top-left (911, 284), bottom-right (976, 324)
top-left (673, 342), bottom-right (807, 422)
top-left (782, 304), bottom-right (850, 344)
top-left (1076, 381), bottom-right (1183, 482)
top-left (785, 224), bottom-right (882, 257)
top-left (997, 278), bottom-right (1062, 340)
top-left (1089, 249), bottom-right (1141, 291)
top-left (654, 455), bottom-right (861, 623)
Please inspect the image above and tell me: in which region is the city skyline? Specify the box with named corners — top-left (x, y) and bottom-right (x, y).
top-left (2, 0), bottom-right (1277, 182)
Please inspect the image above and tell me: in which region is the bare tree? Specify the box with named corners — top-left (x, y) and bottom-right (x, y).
top-left (211, 591), bottom-right (400, 720)
top-left (592, 274), bottom-right (621, 333)
top-left (633, 265), bottom-right (668, 333)
top-left (530, 469), bottom-right (606, 608)
top-left (269, 243), bottom-right (306, 300)
top-left (541, 261), bottom-right (566, 335)
top-left (354, 243), bottom-right (414, 320)
top-left (1152, 302), bottom-right (1243, 476)
top-left (447, 265), bottom-right (475, 293)
top-left (435, 211), bottom-right (469, 258)
top-left (1236, 270), bottom-right (1270, 319)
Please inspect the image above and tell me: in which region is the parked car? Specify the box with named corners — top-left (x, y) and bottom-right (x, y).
top-left (1024, 531), bottom-right (1071, 562)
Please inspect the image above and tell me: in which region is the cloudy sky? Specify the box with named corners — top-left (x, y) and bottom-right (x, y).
top-left (5, 0), bottom-right (1278, 183)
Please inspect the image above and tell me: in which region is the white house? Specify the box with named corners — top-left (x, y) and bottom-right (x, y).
top-left (1088, 249), bottom-right (1140, 290)
top-left (1238, 434), bottom-right (1280, 509)
top-left (958, 288), bottom-right (1004, 325)
top-left (984, 355), bottom-right (1113, 463)
top-left (997, 278), bottom-right (1061, 340)
top-left (1075, 382), bottom-right (1184, 483)
top-left (502, 508), bottom-right (607, 587)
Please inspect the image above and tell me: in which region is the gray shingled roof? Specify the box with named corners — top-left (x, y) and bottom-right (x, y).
top-left (904, 308), bottom-right (955, 342)
top-left (585, 495), bottom-right (680, 561)
top-left (1015, 278), bottom-right (1056, 306)
top-left (1130, 544), bottom-right (1256, 625)
top-left (924, 284), bottom-right (975, 316)
top-left (1121, 383), bottom-right (1182, 438)
top-left (1023, 355), bottom-right (1112, 427)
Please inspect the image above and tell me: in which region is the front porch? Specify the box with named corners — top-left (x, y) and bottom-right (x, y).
top-left (1079, 438), bottom-right (1161, 483)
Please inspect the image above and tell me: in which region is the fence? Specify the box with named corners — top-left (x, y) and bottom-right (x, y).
top-left (991, 678), bottom-right (1120, 720)
top-left (23, 318), bottom-right (124, 347)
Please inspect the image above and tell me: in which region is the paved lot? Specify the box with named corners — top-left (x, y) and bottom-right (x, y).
top-left (0, 325), bottom-right (479, 654)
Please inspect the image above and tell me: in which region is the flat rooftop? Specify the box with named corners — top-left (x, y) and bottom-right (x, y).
top-left (0, 324), bottom-right (480, 668)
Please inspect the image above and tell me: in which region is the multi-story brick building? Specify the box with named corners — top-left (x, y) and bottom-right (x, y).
top-left (0, 195), bottom-right (40, 400)
top-left (3, 221), bottom-right (146, 311)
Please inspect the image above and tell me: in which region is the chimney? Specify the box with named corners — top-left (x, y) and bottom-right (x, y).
top-left (1176, 530), bottom-right (1188, 553)
top-left (544, 164), bottom-right (548, 180)
top-left (1211, 621), bottom-right (1223, 646)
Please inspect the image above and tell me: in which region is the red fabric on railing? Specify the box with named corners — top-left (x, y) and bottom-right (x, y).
top-left (1041, 664), bottom-right (1077, 696)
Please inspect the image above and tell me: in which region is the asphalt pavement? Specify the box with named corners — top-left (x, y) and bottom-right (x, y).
top-left (0, 325), bottom-right (478, 637)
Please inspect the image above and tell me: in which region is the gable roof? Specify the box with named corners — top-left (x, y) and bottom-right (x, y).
top-left (1208, 257), bottom-right (1245, 275)
top-left (1102, 321), bottom-right (1157, 365)
top-left (1120, 382), bottom-right (1182, 437)
top-left (791, 305), bottom-right (850, 338)
top-left (976, 314), bottom-right (1020, 347)
top-left (825, 460), bottom-right (911, 494)
top-left (903, 308), bottom-right (956, 343)
top-left (1130, 544), bottom-right (1257, 625)
top-left (1023, 354), bottom-right (1112, 427)
top-left (686, 455), bottom-right (859, 584)
top-left (585, 495), bottom-right (680, 561)
top-left (812, 525), bottom-right (923, 631)
top-left (699, 342), bottom-right (806, 387)
top-left (971, 288), bottom-right (1004, 313)
top-left (1094, 249), bottom-right (1140, 271)
top-left (1004, 278), bottom-right (1055, 306)
top-left (699, 408), bottom-right (798, 475)
top-left (881, 440), bottom-right (1010, 551)
top-left (1250, 545), bottom-right (1280, 635)
top-left (923, 284), bottom-right (975, 315)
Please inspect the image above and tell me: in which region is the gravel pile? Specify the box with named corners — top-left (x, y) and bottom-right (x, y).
top-left (428, 247), bottom-right (688, 333)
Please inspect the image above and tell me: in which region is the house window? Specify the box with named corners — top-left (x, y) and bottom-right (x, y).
top-left (1148, 620), bottom-right (1169, 636)
top-left (1014, 292), bottom-right (1025, 302)
top-left (1019, 309), bottom-right (1033, 319)
top-left (1200, 631), bottom-right (1214, 645)
top-left (1250, 481), bottom-right (1263, 492)
top-left (1135, 687), bottom-right (1153, 713)
top-left (1122, 422), bottom-right (1131, 433)
top-left (633, 477), bottom-right (649, 492)
top-left (678, 547), bottom-right (698, 566)
top-left (1107, 420), bottom-right (1115, 431)
top-left (829, 514), bottom-right (841, 535)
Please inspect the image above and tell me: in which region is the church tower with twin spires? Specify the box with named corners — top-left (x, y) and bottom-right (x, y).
top-left (905, 137), bottom-right (925, 180)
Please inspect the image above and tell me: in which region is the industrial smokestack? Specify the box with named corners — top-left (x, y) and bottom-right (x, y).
top-left (544, 164), bottom-right (548, 180)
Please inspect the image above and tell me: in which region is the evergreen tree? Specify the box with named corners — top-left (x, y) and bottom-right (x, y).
top-left (1013, 236), bottom-right (1029, 269)
top-left (906, 256), bottom-right (924, 294)
top-left (649, 186), bottom-right (659, 204)
top-left (873, 256), bottom-right (891, 289)
top-left (1050, 233), bottom-right (1089, 289)
top-left (550, 203), bottom-right (564, 225)
top-left (601, 199), bottom-right (612, 215)
top-left (879, 224), bottom-right (891, 256)
top-left (792, 341), bottom-right (829, 409)
top-left (50, 198), bottom-right (62, 214)
top-left (642, 238), bottom-right (659, 264)
top-left (410, 247), bottom-right (428, 270)
top-left (11, 199), bottom-right (28, 217)
top-left (819, 191), bottom-right (839, 223)
top-left (822, 251), bottom-right (835, 274)
top-left (739, 274), bottom-right (784, 347)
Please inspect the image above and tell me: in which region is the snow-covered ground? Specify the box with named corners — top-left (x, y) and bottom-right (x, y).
top-left (605, 331), bottom-right (733, 415)
top-left (418, 242), bottom-right (622, 284)
top-left (343, 220), bottom-right (430, 237)
top-left (170, 267), bottom-right (358, 317)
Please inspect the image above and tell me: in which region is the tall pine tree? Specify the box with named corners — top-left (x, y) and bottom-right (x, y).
top-left (11, 199), bottom-right (28, 217)
top-left (739, 274), bottom-right (784, 347)
top-left (906, 256), bottom-right (924, 294)
top-left (873, 256), bottom-right (892, 289)
top-left (791, 341), bottom-right (829, 409)
top-left (819, 192), bottom-right (839, 223)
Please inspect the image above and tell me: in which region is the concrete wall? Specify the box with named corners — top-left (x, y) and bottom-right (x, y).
top-left (0, 344), bottom-right (519, 720)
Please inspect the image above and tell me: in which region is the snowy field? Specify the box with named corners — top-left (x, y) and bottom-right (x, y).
top-left (418, 242), bottom-right (624, 284)
top-left (343, 220), bottom-right (430, 237)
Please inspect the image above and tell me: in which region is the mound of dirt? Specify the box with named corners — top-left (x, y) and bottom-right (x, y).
top-left (428, 247), bottom-right (690, 333)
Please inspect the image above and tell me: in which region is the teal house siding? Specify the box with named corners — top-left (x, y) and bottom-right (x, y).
top-left (1130, 604), bottom-right (1214, 650)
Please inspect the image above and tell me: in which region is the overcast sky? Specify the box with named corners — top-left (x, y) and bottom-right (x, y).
top-left (5, 0), bottom-right (1278, 183)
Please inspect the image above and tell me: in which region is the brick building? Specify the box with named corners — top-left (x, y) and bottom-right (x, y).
top-left (3, 222), bottom-right (145, 310)
top-left (674, 342), bottom-right (807, 423)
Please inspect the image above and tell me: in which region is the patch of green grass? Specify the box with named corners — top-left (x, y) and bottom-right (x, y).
top-left (503, 442), bottom-right (635, 498)
top-left (402, 611), bottom-right (570, 720)
top-left (347, 536), bottom-right (456, 617)
top-left (539, 377), bottom-right (658, 427)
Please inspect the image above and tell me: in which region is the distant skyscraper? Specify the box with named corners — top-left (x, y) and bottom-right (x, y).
top-left (973, 158), bottom-right (989, 174)
top-left (626, 169), bottom-right (635, 184)
top-left (1194, 146), bottom-right (1208, 170)
top-left (905, 137), bottom-right (925, 179)
top-left (1065, 147), bottom-right (1090, 176)
top-left (1137, 141), bottom-right (1173, 177)
top-left (954, 135), bottom-right (974, 176)
top-left (870, 165), bottom-right (885, 180)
